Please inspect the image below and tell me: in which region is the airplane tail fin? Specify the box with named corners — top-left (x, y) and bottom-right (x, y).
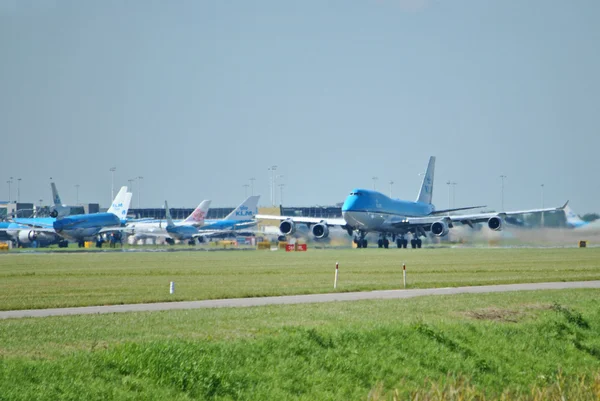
top-left (416, 156), bottom-right (435, 204)
top-left (108, 187), bottom-right (131, 219)
top-left (564, 205), bottom-right (588, 228)
top-left (224, 195), bottom-right (260, 220)
top-left (51, 183), bottom-right (62, 206)
top-left (164, 201), bottom-right (175, 227)
top-left (182, 200), bottom-right (211, 225)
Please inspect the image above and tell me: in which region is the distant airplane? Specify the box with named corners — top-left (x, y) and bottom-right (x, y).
top-left (162, 200), bottom-right (203, 244)
top-left (13, 186), bottom-right (132, 248)
top-left (49, 182), bottom-right (73, 218)
top-left (140, 196), bottom-right (261, 245)
top-left (127, 200), bottom-right (211, 244)
top-left (194, 195), bottom-right (260, 241)
top-left (0, 221), bottom-right (60, 247)
top-left (257, 157), bottom-right (567, 249)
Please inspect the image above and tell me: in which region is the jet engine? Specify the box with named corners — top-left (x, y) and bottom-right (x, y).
top-left (49, 205), bottom-right (70, 218)
top-left (312, 223), bottom-right (329, 239)
top-left (431, 220), bottom-right (449, 237)
top-left (487, 216), bottom-right (503, 231)
top-left (279, 219), bottom-right (296, 235)
top-left (17, 230), bottom-right (37, 244)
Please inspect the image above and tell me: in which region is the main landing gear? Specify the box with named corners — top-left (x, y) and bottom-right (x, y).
top-left (353, 231), bottom-right (423, 249)
top-left (396, 234), bottom-right (422, 249)
top-left (410, 238), bottom-right (423, 249)
top-left (396, 236), bottom-right (408, 248)
top-left (353, 231), bottom-right (368, 248)
top-left (377, 235), bottom-right (390, 248)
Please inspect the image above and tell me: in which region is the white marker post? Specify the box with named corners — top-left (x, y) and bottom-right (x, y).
top-left (334, 262), bottom-right (339, 289)
top-left (169, 281), bottom-right (175, 294)
top-left (403, 263), bottom-right (406, 288)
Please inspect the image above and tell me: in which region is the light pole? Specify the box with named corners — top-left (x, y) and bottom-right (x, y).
top-left (137, 176), bottom-right (143, 208)
top-left (446, 181), bottom-right (457, 209)
top-left (249, 177), bottom-right (255, 196)
top-left (268, 166), bottom-right (277, 206)
top-left (453, 182), bottom-right (457, 208)
top-left (243, 184), bottom-right (249, 198)
top-left (109, 167), bottom-right (116, 202)
top-left (278, 183), bottom-right (285, 205)
top-left (75, 184), bottom-right (80, 205)
top-left (372, 176), bottom-right (378, 191)
top-left (499, 175), bottom-right (507, 211)
top-left (275, 175), bottom-right (284, 205)
top-left (17, 178), bottom-right (21, 203)
top-left (7, 177), bottom-right (13, 203)
top-left (389, 180), bottom-right (394, 198)
top-left (540, 184), bottom-right (545, 228)
top-left (128, 178), bottom-right (134, 191)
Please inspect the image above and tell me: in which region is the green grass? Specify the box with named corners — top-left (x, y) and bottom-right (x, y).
top-left (1, 248), bottom-right (599, 310)
top-left (2, 248), bottom-right (600, 399)
top-left (2, 289), bottom-right (600, 400)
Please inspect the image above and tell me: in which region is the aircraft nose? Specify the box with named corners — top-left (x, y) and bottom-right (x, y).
top-left (342, 195), bottom-right (359, 212)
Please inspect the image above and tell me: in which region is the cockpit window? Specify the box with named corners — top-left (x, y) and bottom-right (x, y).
top-left (349, 192), bottom-right (362, 196)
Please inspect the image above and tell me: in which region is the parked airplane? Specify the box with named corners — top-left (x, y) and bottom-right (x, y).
top-left (134, 196), bottom-right (260, 245)
top-left (162, 200), bottom-right (203, 244)
top-left (0, 220), bottom-right (62, 247)
top-left (49, 182), bottom-right (72, 218)
top-left (257, 157), bottom-right (567, 249)
top-left (194, 195), bottom-right (260, 241)
top-left (127, 200), bottom-right (211, 244)
top-left (13, 186), bottom-right (132, 247)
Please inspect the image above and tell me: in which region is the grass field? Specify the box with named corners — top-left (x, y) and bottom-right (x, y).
top-left (2, 248), bottom-right (600, 400)
top-left (0, 248), bottom-right (599, 310)
top-left (2, 289), bottom-right (600, 399)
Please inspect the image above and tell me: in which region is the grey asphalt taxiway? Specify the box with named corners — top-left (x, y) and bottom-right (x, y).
top-left (1, 280), bottom-right (599, 320)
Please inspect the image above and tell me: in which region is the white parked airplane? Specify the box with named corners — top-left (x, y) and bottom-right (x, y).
top-left (126, 200), bottom-right (211, 244)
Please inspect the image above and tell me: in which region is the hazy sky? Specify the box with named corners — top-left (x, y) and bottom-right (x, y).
top-left (1, 0), bottom-right (599, 213)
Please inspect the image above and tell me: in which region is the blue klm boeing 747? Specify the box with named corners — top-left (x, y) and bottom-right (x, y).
top-left (13, 186), bottom-right (132, 248)
top-left (257, 157), bottom-right (567, 249)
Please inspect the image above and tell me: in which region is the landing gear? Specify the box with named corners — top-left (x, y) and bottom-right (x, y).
top-left (188, 239), bottom-right (196, 246)
top-left (78, 240), bottom-right (85, 248)
top-left (356, 238), bottom-right (368, 248)
top-left (58, 240), bottom-right (69, 248)
top-left (354, 231), bottom-right (368, 248)
top-left (410, 238), bottom-right (422, 249)
top-left (377, 236), bottom-right (390, 248)
top-left (165, 238), bottom-right (175, 246)
top-left (396, 236), bottom-right (408, 248)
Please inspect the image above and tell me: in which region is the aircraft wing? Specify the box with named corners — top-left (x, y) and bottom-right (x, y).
top-left (392, 202), bottom-right (569, 228)
top-left (10, 218), bottom-right (54, 229)
top-left (98, 226), bottom-right (134, 235)
top-left (255, 214), bottom-right (348, 227)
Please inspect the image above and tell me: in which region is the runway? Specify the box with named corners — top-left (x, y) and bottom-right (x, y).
top-left (2, 280), bottom-right (600, 320)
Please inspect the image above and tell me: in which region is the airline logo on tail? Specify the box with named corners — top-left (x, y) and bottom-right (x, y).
top-left (108, 187), bottom-right (132, 218)
top-left (225, 195), bottom-right (260, 221)
top-left (416, 156), bottom-right (435, 205)
top-left (235, 205), bottom-right (253, 217)
top-left (51, 183), bottom-right (62, 205)
top-left (182, 200), bottom-right (211, 225)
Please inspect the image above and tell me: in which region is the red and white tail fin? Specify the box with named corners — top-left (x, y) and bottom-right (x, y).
top-left (182, 200), bottom-right (211, 226)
